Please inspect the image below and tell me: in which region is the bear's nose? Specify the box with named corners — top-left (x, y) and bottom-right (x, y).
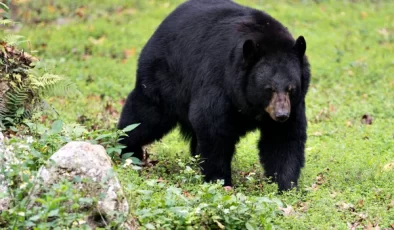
top-left (275, 112), bottom-right (289, 122)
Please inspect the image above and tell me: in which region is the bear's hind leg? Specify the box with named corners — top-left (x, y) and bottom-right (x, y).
top-left (190, 136), bottom-right (198, 156)
top-left (179, 123), bottom-right (198, 156)
top-left (117, 90), bottom-right (176, 160)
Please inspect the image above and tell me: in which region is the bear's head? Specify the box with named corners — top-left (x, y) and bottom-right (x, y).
top-left (242, 36), bottom-right (307, 122)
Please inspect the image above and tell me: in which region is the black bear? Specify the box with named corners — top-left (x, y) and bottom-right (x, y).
top-left (118, 0), bottom-right (310, 192)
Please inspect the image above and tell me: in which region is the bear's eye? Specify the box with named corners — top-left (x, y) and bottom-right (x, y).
top-left (264, 86), bottom-right (274, 93)
top-left (288, 86), bottom-right (295, 93)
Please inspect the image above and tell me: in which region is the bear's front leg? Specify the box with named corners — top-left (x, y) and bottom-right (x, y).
top-left (189, 92), bottom-right (238, 186)
top-left (259, 103), bottom-right (307, 192)
top-left (196, 136), bottom-right (237, 186)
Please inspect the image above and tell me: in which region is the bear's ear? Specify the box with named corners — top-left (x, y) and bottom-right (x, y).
top-left (293, 36), bottom-right (306, 58)
top-left (243, 39), bottom-right (257, 61)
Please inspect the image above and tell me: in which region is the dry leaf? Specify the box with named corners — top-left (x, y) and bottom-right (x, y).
top-left (87, 94), bottom-right (101, 101)
top-left (388, 200), bottom-right (394, 210)
top-left (356, 200), bottom-right (364, 209)
top-left (296, 202), bottom-right (309, 213)
top-left (118, 8), bottom-right (137, 15)
top-left (336, 202), bottom-right (355, 212)
top-left (361, 114), bottom-right (373, 125)
top-left (88, 36), bottom-right (106, 45)
top-left (47, 5), bottom-right (56, 13)
top-left (214, 220), bottom-right (225, 229)
top-left (280, 205), bottom-right (295, 216)
top-left (119, 99), bottom-right (126, 106)
top-left (123, 48), bottom-right (136, 59)
top-left (348, 221), bottom-right (360, 230)
top-left (75, 7), bottom-right (86, 18)
top-left (162, 2), bottom-right (170, 8)
top-left (330, 191), bottom-right (338, 198)
top-left (40, 115), bottom-right (48, 123)
top-left (360, 11), bottom-right (368, 19)
top-left (363, 222), bottom-right (380, 230)
top-left (182, 190), bottom-right (192, 198)
top-left (312, 131), bottom-right (323, 136)
top-left (316, 173), bottom-right (326, 185)
top-left (314, 108), bottom-right (331, 122)
top-left (383, 162), bottom-right (394, 171)
top-left (329, 104), bottom-right (336, 112)
top-left (377, 28), bottom-right (389, 37)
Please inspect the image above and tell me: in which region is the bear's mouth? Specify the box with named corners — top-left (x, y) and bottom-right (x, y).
top-left (265, 92), bottom-right (291, 122)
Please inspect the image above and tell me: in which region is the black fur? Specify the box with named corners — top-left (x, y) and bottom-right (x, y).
top-left (118, 0), bottom-right (311, 192)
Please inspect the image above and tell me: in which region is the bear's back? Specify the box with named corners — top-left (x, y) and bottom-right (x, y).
top-left (136, 0), bottom-right (294, 109)
top-left (140, 0), bottom-right (293, 74)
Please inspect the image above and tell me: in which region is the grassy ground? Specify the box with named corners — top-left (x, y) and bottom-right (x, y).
top-left (3, 0), bottom-right (394, 228)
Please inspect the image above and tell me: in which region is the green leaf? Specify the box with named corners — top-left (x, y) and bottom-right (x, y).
top-left (16, 107), bottom-right (24, 116)
top-left (106, 147), bottom-right (117, 154)
top-left (94, 133), bottom-right (112, 141)
top-left (246, 221), bottom-right (257, 230)
top-left (51, 120), bottom-right (63, 134)
top-left (29, 215), bottom-right (40, 222)
top-left (79, 197), bottom-right (94, 205)
top-left (4, 117), bottom-right (14, 122)
top-left (73, 176), bottom-right (82, 183)
top-left (122, 123), bottom-right (140, 133)
top-left (121, 152), bottom-right (134, 160)
top-left (0, 3), bottom-right (9, 12)
top-left (131, 157), bottom-right (142, 165)
top-left (24, 221), bottom-right (35, 227)
top-left (145, 223), bottom-right (155, 229)
top-left (48, 209), bottom-right (59, 217)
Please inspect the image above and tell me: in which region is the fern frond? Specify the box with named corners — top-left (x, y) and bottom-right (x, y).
top-left (30, 73), bottom-right (79, 97)
top-left (0, 97), bottom-right (6, 118)
top-left (0, 43), bottom-right (78, 127)
top-left (3, 35), bottom-right (26, 46)
top-left (0, 19), bottom-right (13, 26)
top-left (0, 87), bottom-right (32, 124)
top-left (4, 87), bottom-right (31, 111)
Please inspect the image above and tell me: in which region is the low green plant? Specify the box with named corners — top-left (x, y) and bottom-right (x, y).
top-left (0, 6), bottom-right (78, 128)
top-left (89, 123), bottom-right (141, 164)
top-left (119, 155), bottom-right (283, 230)
top-left (0, 120), bottom-right (138, 229)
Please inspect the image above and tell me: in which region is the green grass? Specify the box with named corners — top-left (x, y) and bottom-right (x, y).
top-left (3, 0), bottom-right (394, 228)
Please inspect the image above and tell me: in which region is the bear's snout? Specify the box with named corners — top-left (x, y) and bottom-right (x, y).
top-left (265, 92), bottom-right (291, 122)
top-left (275, 110), bottom-right (289, 122)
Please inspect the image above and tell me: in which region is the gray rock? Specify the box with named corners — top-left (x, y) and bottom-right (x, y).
top-left (35, 141), bottom-right (130, 228)
top-left (0, 132), bottom-right (10, 212)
